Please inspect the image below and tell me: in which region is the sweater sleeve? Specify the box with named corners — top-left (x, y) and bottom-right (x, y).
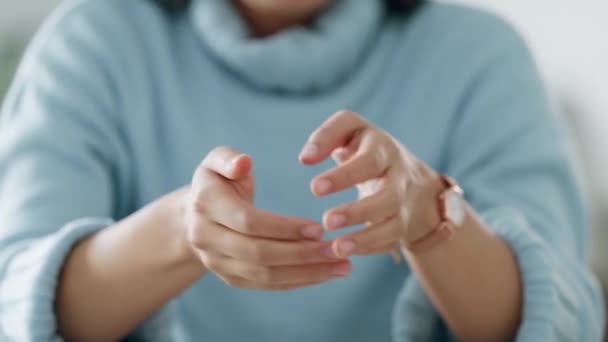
top-left (0, 2), bottom-right (172, 340)
top-left (392, 9), bottom-right (605, 342)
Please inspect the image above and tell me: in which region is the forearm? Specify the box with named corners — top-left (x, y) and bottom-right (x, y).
top-left (404, 203), bottom-right (523, 341)
top-left (56, 188), bottom-right (205, 341)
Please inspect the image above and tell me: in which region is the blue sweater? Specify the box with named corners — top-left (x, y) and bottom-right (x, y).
top-left (0, 0), bottom-right (604, 341)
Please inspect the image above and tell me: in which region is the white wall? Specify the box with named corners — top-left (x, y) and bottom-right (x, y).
top-left (0, 0), bottom-right (60, 36)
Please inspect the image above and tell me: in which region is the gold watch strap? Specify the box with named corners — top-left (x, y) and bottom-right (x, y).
top-left (403, 175), bottom-right (461, 254)
top-left (403, 221), bottom-right (455, 254)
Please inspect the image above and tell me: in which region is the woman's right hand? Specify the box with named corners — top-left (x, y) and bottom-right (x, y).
top-left (183, 146), bottom-right (352, 290)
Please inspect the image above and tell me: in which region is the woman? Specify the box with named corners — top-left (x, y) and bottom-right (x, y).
top-left (0, 0), bottom-right (603, 340)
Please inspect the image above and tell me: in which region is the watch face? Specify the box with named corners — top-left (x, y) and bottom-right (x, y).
top-left (445, 189), bottom-right (465, 226)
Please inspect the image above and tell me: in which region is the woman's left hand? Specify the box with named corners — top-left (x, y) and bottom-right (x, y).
top-left (299, 110), bottom-right (443, 258)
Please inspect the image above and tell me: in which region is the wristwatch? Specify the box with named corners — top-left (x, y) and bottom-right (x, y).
top-left (404, 175), bottom-right (466, 254)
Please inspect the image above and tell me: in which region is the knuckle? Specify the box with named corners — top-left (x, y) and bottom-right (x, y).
top-left (207, 146), bottom-right (223, 158)
top-left (200, 147), bottom-right (221, 169)
top-left (187, 222), bottom-right (209, 249)
top-left (190, 181), bottom-right (218, 216)
top-left (332, 148), bottom-right (349, 163)
top-left (201, 146), bottom-right (239, 173)
top-left (234, 208), bottom-right (256, 234)
top-left (209, 145), bottom-right (232, 159)
top-left (192, 165), bottom-right (206, 186)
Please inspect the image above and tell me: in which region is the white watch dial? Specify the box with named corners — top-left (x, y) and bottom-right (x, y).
top-left (445, 189), bottom-right (465, 226)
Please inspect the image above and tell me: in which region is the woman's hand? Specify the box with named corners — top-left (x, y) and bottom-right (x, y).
top-left (183, 146), bottom-right (353, 290)
top-left (299, 110), bottom-right (443, 258)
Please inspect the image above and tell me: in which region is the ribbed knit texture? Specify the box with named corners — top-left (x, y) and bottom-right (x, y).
top-left (0, 0), bottom-right (603, 341)
top-left (189, 0), bottom-right (384, 93)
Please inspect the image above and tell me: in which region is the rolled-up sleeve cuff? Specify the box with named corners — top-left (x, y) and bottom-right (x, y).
top-left (392, 273), bottom-right (448, 341)
top-left (392, 206), bottom-right (591, 342)
top-left (483, 207), bottom-right (565, 341)
top-left (0, 217), bottom-right (111, 341)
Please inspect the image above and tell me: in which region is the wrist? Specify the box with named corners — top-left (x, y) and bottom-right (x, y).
top-left (404, 167), bottom-right (444, 243)
top-left (160, 187), bottom-right (205, 272)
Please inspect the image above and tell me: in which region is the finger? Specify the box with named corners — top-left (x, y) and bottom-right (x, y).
top-left (311, 133), bottom-right (393, 196)
top-left (257, 260), bottom-right (352, 285)
top-left (201, 146), bottom-right (252, 180)
top-left (188, 219), bottom-right (340, 266)
top-left (266, 281), bottom-right (332, 291)
top-left (299, 110), bottom-right (369, 165)
top-left (357, 242), bottom-right (399, 256)
top-left (219, 274), bottom-right (337, 291)
top-left (323, 187), bottom-right (401, 230)
top-left (331, 216), bottom-right (403, 258)
top-left (199, 250), bottom-right (350, 286)
top-left (232, 207), bottom-right (324, 240)
top-left (218, 258), bottom-right (352, 285)
top-left (196, 180), bottom-right (323, 240)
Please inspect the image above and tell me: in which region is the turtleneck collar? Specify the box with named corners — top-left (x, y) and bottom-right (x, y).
top-left (188, 0), bottom-right (384, 94)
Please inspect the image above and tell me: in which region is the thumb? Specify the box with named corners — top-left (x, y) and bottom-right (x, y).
top-left (202, 146), bottom-right (253, 181)
top-left (228, 154), bottom-right (253, 181)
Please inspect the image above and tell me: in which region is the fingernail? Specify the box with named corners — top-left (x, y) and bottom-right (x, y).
top-left (338, 240), bottom-right (357, 257)
top-left (301, 225), bottom-right (323, 239)
top-left (327, 213), bottom-right (347, 229)
top-left (300, 143), bottom-right (319, 159)
top-left (314, 179), bottom-right (333, 195)
top-left (331, 263), bottom-right (352, 277)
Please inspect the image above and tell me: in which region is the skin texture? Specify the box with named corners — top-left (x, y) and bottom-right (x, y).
top-left (56, 2), bottom-right (524, 340)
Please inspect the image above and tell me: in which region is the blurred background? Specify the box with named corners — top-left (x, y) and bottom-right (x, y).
top-left (1, 0), bottom-right (607, 336)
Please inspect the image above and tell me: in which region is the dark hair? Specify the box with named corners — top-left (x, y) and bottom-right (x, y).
top-left (156, 0), bottom-right (423, 14)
